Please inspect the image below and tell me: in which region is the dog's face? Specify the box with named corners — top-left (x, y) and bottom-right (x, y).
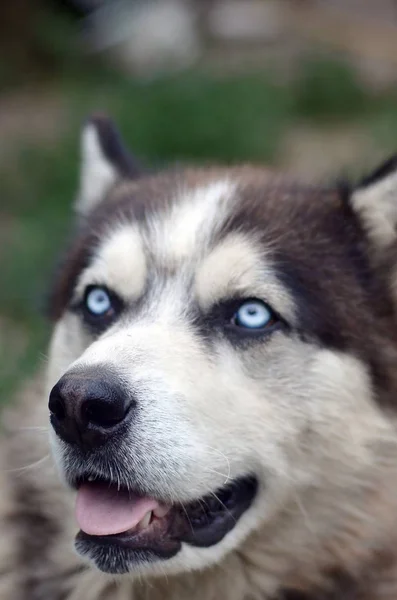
top-left (46, 116), bottom-right (397, 578)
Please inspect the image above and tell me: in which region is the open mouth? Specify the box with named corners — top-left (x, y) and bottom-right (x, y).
top-left (74, 475), bottom-right (258, 574)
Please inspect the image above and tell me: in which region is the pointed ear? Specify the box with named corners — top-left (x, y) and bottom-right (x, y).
top-left (75, 114), bottom-right (140, 216)
top-left (350, 156), bottom-right (397, 251)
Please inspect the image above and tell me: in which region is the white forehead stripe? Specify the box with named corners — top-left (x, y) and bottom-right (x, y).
top-left (149, 179), bottom-right (236, 263)
top-left (76, 224), bottom-right (147, 301)
top-left (195, 233), bottom-right (264, 309)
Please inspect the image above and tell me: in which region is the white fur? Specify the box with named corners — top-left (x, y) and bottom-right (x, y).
top-left (352, 169), bottom-right (397, 249)
top-left (76, 125), bottom-right (118, 215)
top-left (146, 179), bottom-right (235, 265)
top-left (47, 294), bottom-right (397, 590)
top-left (75, 224), bottom-right (147, 302)
top-left (195, 231), bottom-right (296, 320)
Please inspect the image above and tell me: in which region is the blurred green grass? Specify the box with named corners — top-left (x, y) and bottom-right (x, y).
top-left (2, 57), bottom-right (397, 405)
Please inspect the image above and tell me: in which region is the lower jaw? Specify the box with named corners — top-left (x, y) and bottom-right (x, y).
top-left (75, 531), bottom-right (181, 574)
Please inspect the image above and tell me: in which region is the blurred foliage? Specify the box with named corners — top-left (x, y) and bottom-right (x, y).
top-left (293, 58), bottom-right (369, 120)
top-left (2, 4), bottom-right (397, 404)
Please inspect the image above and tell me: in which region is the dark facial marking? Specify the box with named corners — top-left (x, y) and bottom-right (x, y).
top-left (220, 177), bottom-right (397, 406)
top-left (356, 154), bottom-right (397, 190)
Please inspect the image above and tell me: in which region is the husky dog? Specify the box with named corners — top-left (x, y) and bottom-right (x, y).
top-left (2, 115), bottom-right (397, 600)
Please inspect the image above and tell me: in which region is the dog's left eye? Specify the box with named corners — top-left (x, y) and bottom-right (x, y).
top-left (232, 300), bottom-right (274, 330)
top-left (85, 286), bottom-right (112, 316)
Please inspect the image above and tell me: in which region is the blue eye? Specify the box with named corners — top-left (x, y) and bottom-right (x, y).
top-left (233, 300), bottom-right (273, 329)
top-left (85, 287), bottom-right (112, 317)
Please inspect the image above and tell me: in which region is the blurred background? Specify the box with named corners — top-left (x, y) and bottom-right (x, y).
top-left (2, 0), bottom-right (397, 405)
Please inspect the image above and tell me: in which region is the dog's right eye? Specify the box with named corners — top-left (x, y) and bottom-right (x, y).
top-left (232, 300), bottom-right (274, 330)
top-left (81, 285), bottom-right (123, 329)
top-left (210, 297), bottom-right (283, 339)
top-left (85, 287), bottom-right (112, 316)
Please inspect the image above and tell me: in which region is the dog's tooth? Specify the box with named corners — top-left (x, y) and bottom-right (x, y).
top-left (138, 511), bottom-right (152, 530)
top-left (153, 505), bottom-right (170, 519)
top-left (87, 476), bottom-right (94, 482)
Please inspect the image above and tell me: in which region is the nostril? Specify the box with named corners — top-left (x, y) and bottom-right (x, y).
top-left (49, 369), bottom-right (133, 449)
top-left (82, 398), bottom-right (130, 429)
top-left (48, 388), bottom-right (67, 421)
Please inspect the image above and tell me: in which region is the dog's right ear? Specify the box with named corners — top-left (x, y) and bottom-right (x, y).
top-left (350, 156), bottom-right (397, 252)
top-left (75, 114), bottom-right (140, 217)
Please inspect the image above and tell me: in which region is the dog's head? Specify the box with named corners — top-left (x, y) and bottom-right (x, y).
top-left (47, 116), bottom-right (397, 579)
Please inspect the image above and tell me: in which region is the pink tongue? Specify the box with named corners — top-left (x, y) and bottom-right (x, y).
top-left (76, 482), bottom-right (160, 536)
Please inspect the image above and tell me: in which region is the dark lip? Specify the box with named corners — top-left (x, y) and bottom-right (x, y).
top-left (74, 475), bottom-right (258, 574)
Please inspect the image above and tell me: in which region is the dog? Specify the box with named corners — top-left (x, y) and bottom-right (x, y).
top-left (2, 114), bottom-right (397, 600)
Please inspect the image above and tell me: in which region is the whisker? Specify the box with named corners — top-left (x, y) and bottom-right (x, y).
top-left (158, 563), bottom-right (169, 585)
top-left (291, 489), bottom-right (317, 538)
top-left (196, 497), bottom-right (209, 518)
top-left (114, 462), bottom-right (123, 492)
top-left (209, 491), bottom-right (236, 524)
top-left (14, 426), bottom-right (49, 434)
top-left (180, 503), bottom-right (195, 535)
top-left (4, 454), bottom-right (50, 475)
top-left (38, 352), bottom-right (50, 364)
top-left (205, 445), bottom-right (231, 485)
top-left (206, 468), bottom-right (232, 485)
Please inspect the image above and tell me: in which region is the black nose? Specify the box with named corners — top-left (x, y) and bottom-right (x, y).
top-left (48, 366), bottom-right (133, 450)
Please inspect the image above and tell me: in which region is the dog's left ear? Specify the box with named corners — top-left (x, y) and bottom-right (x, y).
top-left (75, 114), bottom-right (140, 216)
top-left (350, 156), bottom-right (397, 251)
